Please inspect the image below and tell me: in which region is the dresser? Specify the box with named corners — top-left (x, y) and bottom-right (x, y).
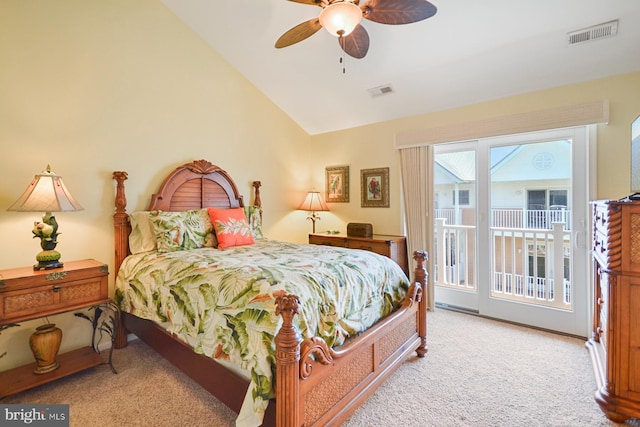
top-left (309, 233), bottom-right (409, 277)
top-left (587, 200), bottom-right (640, 422)
top-left (0, 259), bottom-right (116, 398)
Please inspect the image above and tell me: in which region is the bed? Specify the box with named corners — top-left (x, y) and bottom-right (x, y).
top-left (112, 159), bottom-right (428, 427)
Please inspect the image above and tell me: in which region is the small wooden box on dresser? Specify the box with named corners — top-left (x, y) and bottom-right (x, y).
top-left (309, 233), bottom-right (409, 277)
top-left (587, 200), bottom-right (640, 422)
top-left (0, 259), bottom-right (116, 398)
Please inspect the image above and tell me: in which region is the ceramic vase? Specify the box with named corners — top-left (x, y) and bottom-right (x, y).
top-left (29, 323), bottom-right (62, 374)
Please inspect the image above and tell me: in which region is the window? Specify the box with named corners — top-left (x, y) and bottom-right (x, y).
top-left (549, 190), bottom-right (567, 208)
top-left (453, 189), bottom-right (470, 205)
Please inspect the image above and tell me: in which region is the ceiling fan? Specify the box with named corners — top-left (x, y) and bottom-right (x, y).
top-left (275, 0), bottom-right (438, 59)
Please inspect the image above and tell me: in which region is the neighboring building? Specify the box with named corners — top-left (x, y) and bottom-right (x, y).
top-left (433, 140), bottom-right (572, 309)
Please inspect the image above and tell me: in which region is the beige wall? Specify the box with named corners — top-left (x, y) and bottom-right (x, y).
top-left (0, 0), bottom-right (311, 369)
top-left (1, 0), bottom-right (639, 370)
top-left (310, 72), bottom-right (640, 234)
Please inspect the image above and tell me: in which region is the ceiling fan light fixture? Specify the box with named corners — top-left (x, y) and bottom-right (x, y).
top-left (319, 2), bottom-right (363, 37)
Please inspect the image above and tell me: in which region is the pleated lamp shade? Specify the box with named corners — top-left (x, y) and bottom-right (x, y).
top-left (298, 191), bottom-right (329, 233)
top-left (8, 165), bottom-right (83, 214)
top-left (297, 191), bottom-right (329, 212)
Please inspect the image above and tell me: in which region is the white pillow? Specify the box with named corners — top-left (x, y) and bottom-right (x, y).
top-left (129, 211), bottom-right (157, 254)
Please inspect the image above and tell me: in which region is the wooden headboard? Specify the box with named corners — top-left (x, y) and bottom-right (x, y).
top-left (113, 159), bottom-right (261, 274)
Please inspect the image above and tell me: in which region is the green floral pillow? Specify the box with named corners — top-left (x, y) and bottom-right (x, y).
top-left (243, 205), bottom-right (264, 239)
top-left (150, 209), bottom-right (216, 252)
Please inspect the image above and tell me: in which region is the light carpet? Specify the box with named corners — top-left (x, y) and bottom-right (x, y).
top-left (4, 309), bottom-right (638, 426)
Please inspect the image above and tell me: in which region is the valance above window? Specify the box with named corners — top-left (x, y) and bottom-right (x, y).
top-left (395, 100), bottom-right (609, 149)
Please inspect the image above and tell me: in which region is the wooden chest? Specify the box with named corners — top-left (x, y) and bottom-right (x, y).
top-left (347, 223), bottom-right (373, 238)
top-left (0, 259), bottom-right (109, 324)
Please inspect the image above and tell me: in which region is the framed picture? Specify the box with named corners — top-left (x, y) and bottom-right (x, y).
top-left (325, 165), bottom-right (349, 203)
top-left (360, 167), bottom-right (389, 208)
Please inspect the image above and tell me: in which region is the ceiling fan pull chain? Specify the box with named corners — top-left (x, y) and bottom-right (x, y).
top-left (339, 34), bottom-right (346, 74)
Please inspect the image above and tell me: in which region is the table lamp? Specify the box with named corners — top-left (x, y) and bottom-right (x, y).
top-left (7, 165), bottom-right (83, 270)
top-left (298, 191), bottom-right (329, 233)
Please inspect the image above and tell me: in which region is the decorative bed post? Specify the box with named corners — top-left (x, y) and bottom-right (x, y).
top-left (275, 294), bottom-right (302, 427)
top-left (113, 171), bottom-right (129, 274)
top-left (413, 250), bottom-right (428, 357)
top-left (252, 181), bottom-right (262, 207)
top-left (112, 171), bottom-right (129, 349)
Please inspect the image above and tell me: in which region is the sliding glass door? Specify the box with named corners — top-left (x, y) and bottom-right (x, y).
top-left (433, 127), bottom-right (590, 336)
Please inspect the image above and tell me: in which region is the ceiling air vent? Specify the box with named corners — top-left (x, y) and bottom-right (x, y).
top-left (367, 84), bottom-right (394, 98)
top-left (567, 20), bottom-right (618, 45)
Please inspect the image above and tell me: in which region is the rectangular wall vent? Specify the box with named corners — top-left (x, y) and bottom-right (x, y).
top-left (367, 84), bottom-right (394, 97)
top-left (567, 20), bottom-right (618, 45)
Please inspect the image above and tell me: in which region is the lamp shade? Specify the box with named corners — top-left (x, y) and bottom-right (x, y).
top-left (298, 191), bottom-right (329, 212)
top-left (319, 2), bottom-right (363, 37)
top-left (7, 165), bottom-right (83, 213)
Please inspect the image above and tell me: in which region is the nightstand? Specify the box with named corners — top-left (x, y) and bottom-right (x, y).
top-left (0, 259), bottom-right (117, 398)
top-left (309, 233), bottom-right (409, 277)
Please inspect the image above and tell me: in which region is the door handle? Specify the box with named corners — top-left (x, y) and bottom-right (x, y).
top-left (575, 220), bottom-right (587, 249)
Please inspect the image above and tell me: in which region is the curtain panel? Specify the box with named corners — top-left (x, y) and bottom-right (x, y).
top-left (399, 145), bottom-right (435, 310)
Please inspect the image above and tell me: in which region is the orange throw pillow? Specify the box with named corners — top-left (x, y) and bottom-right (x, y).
top-left (207, 207), bottom-right (255, 249)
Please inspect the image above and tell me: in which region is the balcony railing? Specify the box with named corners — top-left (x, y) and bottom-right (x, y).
top-left (492, 272), bottom-right (571, 305)
top-left (435, 208), bottom-right (571, 230)
top-left (434, 211), bottom-right (572, 310)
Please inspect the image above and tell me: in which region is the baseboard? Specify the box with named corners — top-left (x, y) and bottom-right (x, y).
top-left (435, 302), bottom-right (479, 314)
top-left (435, 302), bottom-right (586, 340)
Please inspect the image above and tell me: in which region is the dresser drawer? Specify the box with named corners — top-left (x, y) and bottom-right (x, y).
top-left (591, 201), bottom-right (623, 271)
top-left (346, 239), bottom-right (391, 257)
top-left (593, 228), bottom-right (610, 268)
top-left (308, 235), bottom-right (346, 247)
top-left (593, 203), bottom-right (610, 235)
top-left (595, 268), bottom-right (609, 348)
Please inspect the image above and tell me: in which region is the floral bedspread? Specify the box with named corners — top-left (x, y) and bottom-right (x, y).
top-left (115, 238), bottom-right (410, 427)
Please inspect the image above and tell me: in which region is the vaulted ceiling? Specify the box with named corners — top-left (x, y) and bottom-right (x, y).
top-left (161, 0), bottom-right (640, 135)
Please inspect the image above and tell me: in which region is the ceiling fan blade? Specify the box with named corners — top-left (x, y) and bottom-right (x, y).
top-left (340, 24), bottom-right (370, 59)
top-left (275, 18), bottom-right (322, 48)
top-left (287, 0), bottom-right (324, 5)
top-left (363, 0), bottom-right (437, 25)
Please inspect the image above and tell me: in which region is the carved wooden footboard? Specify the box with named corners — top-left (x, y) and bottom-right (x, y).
top-left (112, 160), bottom-right (428, 427)
top-left (274, 257), bottom-right (427, 427)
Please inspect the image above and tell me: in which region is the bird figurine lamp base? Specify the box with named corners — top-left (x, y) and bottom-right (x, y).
top-left (32, 213), bottom-right (64, 271)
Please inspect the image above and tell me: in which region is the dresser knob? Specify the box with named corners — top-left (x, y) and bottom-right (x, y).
top-left (53, 285), bottom-right (61, 292)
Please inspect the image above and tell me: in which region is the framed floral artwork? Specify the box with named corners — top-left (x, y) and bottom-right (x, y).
top-left (325, 165), bottom-right (349, 203)
top-left (360, 167), bottom-right (389, 207)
